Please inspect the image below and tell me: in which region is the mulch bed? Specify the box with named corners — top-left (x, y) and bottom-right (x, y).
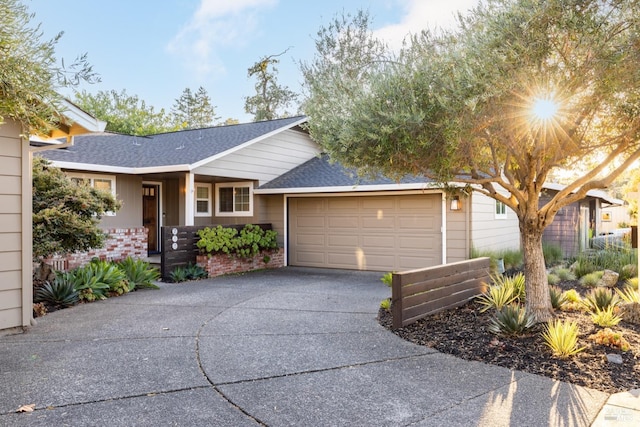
top-left (378, 280), bottom-right (640, 394)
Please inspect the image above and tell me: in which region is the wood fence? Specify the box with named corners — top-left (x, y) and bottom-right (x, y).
top-left (391, 257), bottom-right (491, 330)
top-left (160, 223), bottom-right (272, 281)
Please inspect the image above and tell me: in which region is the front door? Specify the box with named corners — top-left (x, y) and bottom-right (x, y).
top-left (143, 184), bottom-right (160, 253)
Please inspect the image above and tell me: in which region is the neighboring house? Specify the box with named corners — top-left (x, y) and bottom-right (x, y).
top-left (37, 116), bottom-right (522, 273)
top-left (540, 183), bottom-right (625, 257)
top-left (0, 101), bottom-right (106, 332)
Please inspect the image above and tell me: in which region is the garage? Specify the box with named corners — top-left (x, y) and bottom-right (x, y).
top-left (288, 193), bottom-right (443, 271)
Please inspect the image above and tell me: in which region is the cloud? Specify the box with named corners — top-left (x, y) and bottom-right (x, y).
top-left (167, 0), bottom-right (277, 79)
top-left (374, 0), bottom-right (478, 50)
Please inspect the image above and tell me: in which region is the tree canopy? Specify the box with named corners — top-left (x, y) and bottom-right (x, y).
top-left (74, 89), bottom-right (177, 135)
top-left (32, 157), bottom-right (121, 260)
top-left (245, 50), bottom-right (299, 121)
top-left (172, 86), bottom-right (218, 130)
top-left (302, 1), bottom-right (640, 321)
top-left (0, 0), bottom-right (98, 135)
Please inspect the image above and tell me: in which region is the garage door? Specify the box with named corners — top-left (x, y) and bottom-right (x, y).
top-left (288, 194), bottom-right (442, 271)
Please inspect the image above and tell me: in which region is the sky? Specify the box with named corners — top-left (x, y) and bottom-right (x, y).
top-left (27, 0), bottom-right (478, 123)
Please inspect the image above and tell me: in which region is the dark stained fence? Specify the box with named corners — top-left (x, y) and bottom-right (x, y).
top-left (160, 223), bottom-right (273, 281)
top-left (391, 257), bottom-right (491, 330)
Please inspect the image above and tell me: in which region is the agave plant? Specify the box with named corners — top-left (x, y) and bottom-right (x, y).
top-left (185, 263), bottom-right (208, 280)
top-left (582, 287), bottom-right (620, 313)
top-left (117, 257), bottom-right (160, 290)
top-left (488, 304), bottom-right (535, 335)
top-left (34, 277), bottom-right (79, 307)
top-left (169, 266), bottom-right (188, 283)
top-left (549, 285), bottom-right (567, 309)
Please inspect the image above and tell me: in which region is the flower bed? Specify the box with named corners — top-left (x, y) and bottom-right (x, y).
top-left (196, 248), bottom-right (284, 278)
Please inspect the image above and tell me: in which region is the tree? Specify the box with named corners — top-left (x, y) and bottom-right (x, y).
top-left (32, 157), bottom-right (121, 260)
top-left (245, 50), bottom-right (299, 121)
top-left (74, 89), bottom-right (176, 135)
top-left (301, 2), bottom-right (640, 322)
top-left (172, 86), bottom-right (218, 129)
top-left (0, 0), bottom-right (98, 134)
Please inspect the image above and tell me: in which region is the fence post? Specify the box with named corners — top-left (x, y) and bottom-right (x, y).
top-left (391, 272), bottom-right (403, 330)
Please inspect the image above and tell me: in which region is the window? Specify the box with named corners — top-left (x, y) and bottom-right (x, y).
top-left (495, 200), bottom-right (507, 219)
top-left (67, 172), bottom-right (117, 215)
top-left (194, 183), bottom-right (212, 217)
top-left (215, 182), bottom-right (253, 216)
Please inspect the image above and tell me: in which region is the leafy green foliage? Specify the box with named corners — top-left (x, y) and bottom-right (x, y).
top-left (626, 277), bottom-right (639, 291)
top-left (562, 289), bottom-right (582, 303)
top-left (551, 267), bottom-right (575, 281)
top-left (245, 50), bottom-right (299, 121)
top-left (579, 271), bottom-right (604, 288)
top-left (573, 249), bottom-right (638, 279)
top-left (172, 86), bottom-right (219, 129)
top-left (34, 278), bottom-right (79, 307)
top-left (582, 288), bottom-right (620, 313)
top-left (548, 286), bottom-right (567, 310)
top-left (117, 257), bottom-right (160, 290)
top-left (590, 306), bottom-right (622, 327)
top-left (381, 272), bottom-right (393, 287)
top-left (32, 158), bottom-right (121, 259)
top-left (547, 273), bottom-right (560, 286)
top-left (197, 224), bottom-right (278, 258)
top-left (169, 267), bottom-right (189, 283)
top-left (488, 304), bottom-right (535, 335)
top-left (184, 263), bottom-right (208, 280)
top-left (617, 287), bottom-right (640, 304)
top-left (476, 273), bottom-right (525, 312)
top-left (0, 0), bottom-right (98, 133)
top-left (542, 320), bottom-right (585, 359)
top-left (471, 248), bottom-right (523, 271)
top-left (380, 298), bottom-right (391, 311)
top-left (543, 243), bottom-right (564, 267)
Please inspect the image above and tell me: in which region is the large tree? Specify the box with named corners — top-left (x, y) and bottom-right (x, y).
top-left (302, 1), bottom-right (640, 322)
top-left (0, 0), bottom-right (98, 134)
top-left (74, 89), bottom-right (176, 135)
top-left (172, 86), bottom-right (218, 129)
top-left (245, 50), bottom-right (299, 121)
top-left (32, 158), bottom-right (121, 260)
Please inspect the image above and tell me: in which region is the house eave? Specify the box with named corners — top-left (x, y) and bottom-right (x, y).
top-left (49, 161), bottom-right (191, 175)
top-left (254, 182), bottom-right (439, 195)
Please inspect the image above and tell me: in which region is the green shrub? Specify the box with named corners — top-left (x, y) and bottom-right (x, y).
top-left (380, 298), bottom-right (391, 310)
top-left (543, 243), bottom-right (563, 266)
top-left (541, 320), bottom-right (585, 359)
top-left (579, 271), bottom-right (604, 288)
top-left (197, 224), bottom-right (278, 258)
top-left (549, 285), bottom-right (567, 309)
top-left (572, 257), bottom-right (596, 278)
top-left (34, 278), bottom-right (79, 307)
top-left (547, 273), bottom-right (560, 286)
top-left (620, 264), bottom-right (638, 281)
top-left (553, 267), bottom-right (575, 281)
top-left (582, 287), bottom-right (620, 313)
top-left (471, 248), bottom-right (523, 272)
top-left (488, 304), bottom-right (535, 335)
top-left (60, 266), bottom-right (110, 302)
top-left (590, 306), bottom-right (622, 327)
top-left (562, 289), bottom-right (582, 303)
top-left (574, 248), bottom-right (638, 278)
top-left (117, 257), bottom-right (160, 290)
top-left (185, 263), bottom-right (208, 280)
top-left (89, 260), bottom-right (128, 295)
top-left (381, 272), bottom-right (393, 287)
top-left (169, 266), bottom-right (188, 283)
top-left (476, 273), bottom-right (525, 312)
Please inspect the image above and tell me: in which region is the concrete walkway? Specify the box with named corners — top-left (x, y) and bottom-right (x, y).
top-left (0, 267), bottom-right (637, 426)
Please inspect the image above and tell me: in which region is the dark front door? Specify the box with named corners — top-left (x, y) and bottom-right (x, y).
top-left (143, 184), bottom-right (160, 253)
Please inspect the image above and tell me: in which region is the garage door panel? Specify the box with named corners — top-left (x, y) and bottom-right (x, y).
top-left (289, 195), bottom-right (442, 271)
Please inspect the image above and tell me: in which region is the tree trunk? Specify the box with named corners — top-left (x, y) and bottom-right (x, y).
top-left (521, 225), bottom-right (554, 322)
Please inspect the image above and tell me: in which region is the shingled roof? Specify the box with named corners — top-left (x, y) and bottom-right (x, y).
top-left (257, 154), bottom-right (432, 191)
top-left (38, 116), bottom-right (307, 172)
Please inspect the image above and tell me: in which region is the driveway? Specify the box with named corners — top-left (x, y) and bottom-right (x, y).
top-left (0, 267), bottom-right (625, 426)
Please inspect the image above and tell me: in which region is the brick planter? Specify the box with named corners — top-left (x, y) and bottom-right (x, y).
top-left (196, 248), bottom-right (284, 278)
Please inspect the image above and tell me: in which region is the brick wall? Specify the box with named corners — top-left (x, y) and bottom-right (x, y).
top-left (43, 227), bottom-right (148, 271)
top-left (196, 248), bottom-right (284, 278)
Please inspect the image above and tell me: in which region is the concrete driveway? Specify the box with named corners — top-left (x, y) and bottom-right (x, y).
top-left (0, 267), bottom-right (630, 426)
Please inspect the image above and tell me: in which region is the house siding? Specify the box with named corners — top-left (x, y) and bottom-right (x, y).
top-left (470, 192), bottom-right (521, 252)
top-left (256, 194), bottom-right (285, 247)
top-left (101, 174), bottom-right (143, 228)
top-left (193, 129), bottom-right (319, 185)
top-left (446, 196), bottom-right (469, 263)
top-left (0, 119), bottom-right (30, 330)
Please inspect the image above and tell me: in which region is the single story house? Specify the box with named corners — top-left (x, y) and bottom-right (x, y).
top-left (36, 116), bottom-right (521, 273)
top-left (1, 101), bottom-right (106, 332)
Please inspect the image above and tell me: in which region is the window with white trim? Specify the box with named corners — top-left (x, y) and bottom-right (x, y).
top-left (495, 200), bottom-right (507, 219)
top-left (194, 183), bottom-right (212, 217)
top-left (215, 182), bottom-right (253, 216)
top-left (67, 172), bottom-right (117, 215)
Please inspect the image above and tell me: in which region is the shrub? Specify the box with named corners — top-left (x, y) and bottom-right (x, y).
top-left (89, 260), bottom-right (128, 295)
top-left (476, 273), bottom-right (525, 312)
top-left (184, 263), bottom-right (208, 280)
top-left (380, 298), bottom-right (391, 310)
top-left (169, 266), bottom-right (188, 283)
top-left (553, 267), bottom-right (576, 281)
top-left (59, 267), bottom-right (110, 302)
top-left (572, 257), bottom-right (596, 278)
top-left (197, 224), bottom-right (278, 258)
top-left (590, 306), bottom-right (622, 327)
top-left (582, 287), bottom-right (620, 313)
top-left (547, 273), bottom-right (560, 286)
top-left (579, 271), bottom-right (603, 288)
top-left (588, 328), bottom-right (630, 351)
top-left (117, 257), bottom-right (160, 290)
top-left (563, 289), bottom-right (582, 303)
top-left (488, 304), bottom-right (535, 335)
top-left (541, 320), bottom-right (585, 359)
top-left (381, 272), bottom-right (393, 287)
top-left (549, 285), bottom-right (567, 309)
top-left (543, 243), bottom-right (563, 266)
top-left (575, 248), bottom-right (638, 278)
top-left (34, 278), bottom-right (79, 307)
top-left (620, 264), bottom-right (638, 281)
top-left (471, 248), bottom-right (523, 272)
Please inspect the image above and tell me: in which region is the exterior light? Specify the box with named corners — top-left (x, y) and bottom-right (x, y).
top-left (450, 195), bottom-right (461, 211)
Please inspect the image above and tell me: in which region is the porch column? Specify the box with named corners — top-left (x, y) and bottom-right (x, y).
top-left (185, 172), bottom-right (194, 226)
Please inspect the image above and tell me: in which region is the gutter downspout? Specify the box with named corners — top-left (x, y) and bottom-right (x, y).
top-left (442, 192), bottom-right (447, 264)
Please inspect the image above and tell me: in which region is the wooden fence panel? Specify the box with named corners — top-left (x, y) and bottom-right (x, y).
top-left (391, 257), bottom-right (491, 329)
top-left (160, 223), bottom-right (272, 281)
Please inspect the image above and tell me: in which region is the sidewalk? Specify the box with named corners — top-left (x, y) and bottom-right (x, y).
top-left (0, 267), bottom-right (637, 426)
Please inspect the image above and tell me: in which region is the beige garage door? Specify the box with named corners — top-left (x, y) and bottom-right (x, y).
top-left (288, 194), bottom-right (442, 271)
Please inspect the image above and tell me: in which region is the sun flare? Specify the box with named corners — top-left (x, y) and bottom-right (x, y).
top-left (532, 98), bottom-right (559, 120)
